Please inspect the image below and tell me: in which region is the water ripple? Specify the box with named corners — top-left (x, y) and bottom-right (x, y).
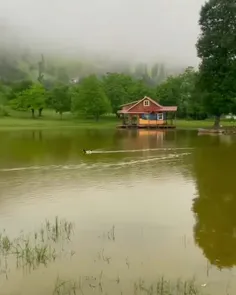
top-left (0, 152), bottom-right (191, 173)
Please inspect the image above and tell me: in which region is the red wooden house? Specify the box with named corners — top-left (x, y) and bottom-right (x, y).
top-left (117, 96), bottom-right (177, 129)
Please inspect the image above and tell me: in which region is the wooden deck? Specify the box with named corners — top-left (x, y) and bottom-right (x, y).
top-left (117, 124), bottom-right (176, 129)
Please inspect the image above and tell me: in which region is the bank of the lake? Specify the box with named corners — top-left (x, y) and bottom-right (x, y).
top-left (0, 116), bottom-right (118, 130)
top-left (0, 116), bottom-right (235, 130)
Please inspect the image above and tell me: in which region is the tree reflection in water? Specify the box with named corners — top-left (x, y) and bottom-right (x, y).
top-left (192, 140), bottom-right (236, 269)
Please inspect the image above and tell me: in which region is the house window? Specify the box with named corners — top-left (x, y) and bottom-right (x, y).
top-left (143, 100), bottom-right (150, 107)
top-left (157, 113), bottom-right (163, 120)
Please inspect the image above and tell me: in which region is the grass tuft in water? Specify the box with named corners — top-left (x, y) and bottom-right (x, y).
top-left (136, 277), bottom-right (201, 295)
top-left (107, 225), bottom-right (115, 241)
top-left (0, 217), bottom-right (74, 274)
top-left (45, 216), bottom-right (74, 243)
top-left (53, 275), bottom-right (204, 295)
top-left (53, 277), bottom-right (78, 295)
top-left (0, 231), bottom-right (12, 256)
top-left (98, 225), bottom-right (116, 242)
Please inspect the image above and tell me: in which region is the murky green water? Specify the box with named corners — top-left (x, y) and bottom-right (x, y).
top-left (0, 129), bottom-right (236, 295)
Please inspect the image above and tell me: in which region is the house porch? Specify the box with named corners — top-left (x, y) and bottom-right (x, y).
top-left (117, 112), bottom-right (176, 129)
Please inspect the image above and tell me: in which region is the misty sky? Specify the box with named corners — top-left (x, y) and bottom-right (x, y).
top-left (1, 0), bottom-right (206, 66)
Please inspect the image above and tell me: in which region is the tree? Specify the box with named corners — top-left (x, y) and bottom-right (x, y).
top-left (0, 83), bottom-right (11, 105)
top-left (7, 79), bottom-right (33, 101)
top-left (102, 73), bottom-right (134, 116)
top-left (178, 67), bottom-right (203, 119)
top-left (156, 67), bottom-right (202, 119)
top-left (48, 84), bottom-right (71, 118)
top-left (196, 0), bottom-right (236, 128)
top-left (127, 79), bottom-right (156, 100)
top-left (72, 75), bottom-right (111, 120)
top-left (156, 76), bottom-right (180, 106)
top-left (102, 73), bottom-right (156, 113)
top-left (10, 83), bottom-right (46, 118)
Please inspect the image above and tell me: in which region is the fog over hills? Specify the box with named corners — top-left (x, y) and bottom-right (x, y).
top-left (0, 0), bottom-right (205, 80)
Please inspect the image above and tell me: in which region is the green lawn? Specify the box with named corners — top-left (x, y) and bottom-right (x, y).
top-left (0, 109), bottom-right (235, 130)
top-left (0, 109), bottom-right (118, 130)
top-left (0, 117), bottom-right (118, 130)
top-left (176, 119), bottom-right (236, 129)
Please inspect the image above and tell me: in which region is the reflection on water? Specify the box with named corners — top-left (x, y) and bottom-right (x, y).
top-left (0, 129), bottom-right (236, 294)
top-left (192, 141), bottom-right (236, 269)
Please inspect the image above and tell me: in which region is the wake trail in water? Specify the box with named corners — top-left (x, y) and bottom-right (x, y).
top-left (0, 152), bottom-right (191, 173)
top-left (105, 153), bottom-right (191, 167)
top-left (90, 147), bottom-right (194, 154)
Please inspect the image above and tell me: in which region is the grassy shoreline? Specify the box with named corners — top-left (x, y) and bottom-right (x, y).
top-left (0, 117), bottom-right (118, 130)
top-left (0, 112), bottom-right (235, 131)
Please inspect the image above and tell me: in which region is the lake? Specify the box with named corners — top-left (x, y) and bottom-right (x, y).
top-left (0, 128), bottom-right (235, 295)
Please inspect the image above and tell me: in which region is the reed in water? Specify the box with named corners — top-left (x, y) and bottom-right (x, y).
top-left (0, 217), bottom-right (74, 274)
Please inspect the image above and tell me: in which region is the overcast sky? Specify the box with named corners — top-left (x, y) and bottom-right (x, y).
top-left (1, 0), bottom-right (206, 66)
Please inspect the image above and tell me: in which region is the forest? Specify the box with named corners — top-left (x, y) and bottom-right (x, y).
top-left (1, 0), bottom-right (236, 128)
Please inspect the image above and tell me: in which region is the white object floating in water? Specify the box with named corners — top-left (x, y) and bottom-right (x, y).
top-left (201, 283), bottom-right (207, 287)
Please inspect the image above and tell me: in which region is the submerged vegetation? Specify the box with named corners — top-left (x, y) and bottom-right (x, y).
top-left (0, 220), bottom-right (208, 295)
top-left (52, 276), bottom-right (203, 295)
top-left (0, 217), bottom-right (74, 276)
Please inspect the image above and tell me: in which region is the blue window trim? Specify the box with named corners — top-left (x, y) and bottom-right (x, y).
top-left (140, 113), bottom-right (165, 120)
